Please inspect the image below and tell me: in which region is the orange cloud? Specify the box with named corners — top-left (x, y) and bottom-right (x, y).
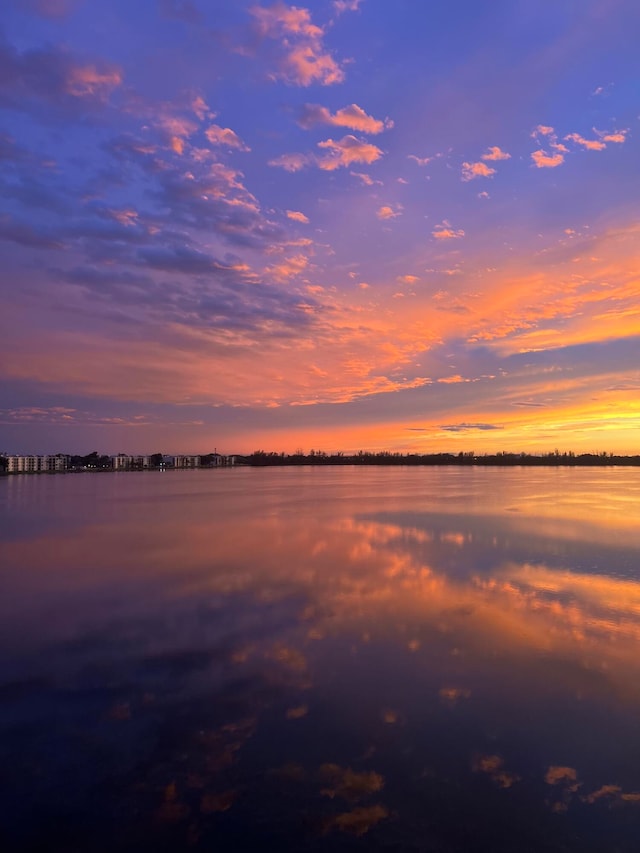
top-left (250, 2), bottom-right (344, 86)
top-left (326, 805), bottom-right (389, 836)
top-left (350, 171), bottom-right (377, 185)
top-left (251, 1), bottom-right (323, 38)
top-left (319, 764), bottom-right (384, 801)
top-left (473, 755), bottom-right (520, 788)
top-left (316, 135), bottom-right (383, 170)
top-left (284, 44), bottom-right (344, 86)
top-left (65, 63), bottom-right (122, 97)
top-left (286, 209), bottom-right (309, 223)
top-left (270, 135), bottom-right (383, 172)
top-left (191, 95), bottom-right (211, 120)
top-left (377, 204), bottom-right (402, 220)
top-left (482, 146), bottom-right (511, 161)
top-left (599, 129), bottom-right (628, 143)
top-left (265, 254), bottom-right (309, 281)
top-left (433, 220), bottom-right (465, 240)
top-left (532, 124), bottom-right (554, 137)
top-left (298, 103), bottom-right (392, 134)
top-left (531, 149), bottom-right (565, 168)
top-left (565, 132), bottom-right (606, 151)
top-left (462, 161), bottom-right (496, 181)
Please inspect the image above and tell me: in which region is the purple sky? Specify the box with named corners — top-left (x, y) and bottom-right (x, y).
top-left (1, 0), bottom-right (639, 454)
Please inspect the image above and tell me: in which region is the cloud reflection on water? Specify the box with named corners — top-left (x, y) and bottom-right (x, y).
top-left (2, 470), bottom-right (640, 848)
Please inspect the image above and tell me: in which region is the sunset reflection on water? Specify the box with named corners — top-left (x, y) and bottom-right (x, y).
top-left (1, 467), bottom-right (640, 851)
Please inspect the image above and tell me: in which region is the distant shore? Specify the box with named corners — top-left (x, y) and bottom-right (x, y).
top-left (3, 449), bottom-right (640, 476)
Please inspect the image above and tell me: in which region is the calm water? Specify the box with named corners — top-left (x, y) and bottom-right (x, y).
top-left (2, 467), bottom-right (640, 852)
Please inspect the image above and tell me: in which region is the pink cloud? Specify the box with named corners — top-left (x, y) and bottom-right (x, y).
top-left (283, 44), bottom-right (344, 86)
top-left (298, 103), bottom-right (392, 134)
top-left (531, 149), bottom-right (565, 168)
top-left (532, 125), bottom-right (554, 137)
top-left (333, 0), bottom-right (362, 13)
top-left (461, 161), bottom-right (496, 181)
top-left (265, 253), bottom-right (309, 280)
top-left (65, 63), bottom-right (122, 98)
top-left (268, 151), bottom-right (310, 171)
top-left (251, 2), bottom-right (323, 38)
top-left (565, 132), bottom-right (606, 151)
top-left (191, 95), bottom-right (212, 121)
top-left (250, 2), bottom-right (344, 86)
top-left (155, 113), bottom-right (198, 152)
top-left (433, 221), bottom-right (465, 240)
top-left (205, 124), bottom-right (250, 150)
top-left (350, 171), bottom-right (377, 185)
top-left (599, 129), bottom-right (628, 143)
top-left (316, 135), bottom-right (383, 170)
top-left (286, 209), bottom-right (309, 223)
top-left (377, 204), bottom-right (402, 220)
top-left (482, 146), bottom-right (511, 161)
top-left (408, 154), bottom-right (433, 166)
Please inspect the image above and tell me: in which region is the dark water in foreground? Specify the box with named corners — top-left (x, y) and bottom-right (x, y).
top-left (1, 467), bottom-right (640, 852)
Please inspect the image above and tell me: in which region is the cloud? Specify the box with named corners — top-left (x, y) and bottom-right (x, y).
top-left (350, 171), bottom-right (378, 185)
top-left (377, 204), bottom-right (402, 220)
top-left (461, 161), bottom-right (496, 181)
top-left (286, 209), bottom-right (309, 223)
top-left (325, 805), bottom-right (389, 836)
top-left (565, 132), bottom-right (606, 151)
top-left (205, 124), bottom-right (250, 151)
top-left (532, 125), bottom-right (554, 137)
top-left (265, 253), bottom-right (309, 280)
top-left (408, 154), bottom-right (433, 166)
top-left (0, 38), bottom-right (123, 114)
top-left (317, 135), bottom-right (383, 170)
top-left (432, 220), bottom-right (464, 240)
top-left (545, 766), bottom-right (579, 790)
top-left (599, 129), bottom-right (628, 143)
top-left (397, 274), bottom-right (419, 285)
top-left (268, 152), bottom-right (310, 172)
top-left (565, 129), bottom-right (629, 150)
top-left (250, 2), bottom-right (344, 86)
top-left (273, 135), bottom-right (383, 172)
top-left (531, 149), bottom-right (565, 168)
top-left (319, 764), bottom-right (384, 801)
top-left (0, 215), bottom-right (65, 249)
top-left (297, 103), bottom-right (392, 134)
top-left (482, 146), bottom-right (511, 161)
top-left (332, 0), bottom-right (362, 14)
top-left (473, 754), bottom-right (520, 789)
top-left (439, 422), bottom-right (502, 432)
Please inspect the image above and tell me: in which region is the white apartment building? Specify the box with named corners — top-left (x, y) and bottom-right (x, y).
top-left (174, 455), bottom-right (200, 469)
top-left (5, 454), bottom-right (67, 473)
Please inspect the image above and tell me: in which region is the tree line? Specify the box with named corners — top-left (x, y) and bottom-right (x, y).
top-left (245, 449), bottom-right (640, 467)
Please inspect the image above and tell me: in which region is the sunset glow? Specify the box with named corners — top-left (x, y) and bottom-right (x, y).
top-left (1, 0), bottom-right (639, 454)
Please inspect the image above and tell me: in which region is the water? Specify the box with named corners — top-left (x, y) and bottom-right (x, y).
top-left (1, 466), bottom-right (640, 851)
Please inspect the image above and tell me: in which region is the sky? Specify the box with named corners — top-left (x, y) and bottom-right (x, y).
top-left (1, 0), bottom-right (639, 455)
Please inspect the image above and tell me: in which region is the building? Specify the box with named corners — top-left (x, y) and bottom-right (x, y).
top-left (174, 455), bottom-right (200, 469)
top-left (5, 454), bottom-right (67, 473)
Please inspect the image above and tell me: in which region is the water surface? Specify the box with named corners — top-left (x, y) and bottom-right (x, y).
top-left (2, 467), bottom-right (640, 851)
